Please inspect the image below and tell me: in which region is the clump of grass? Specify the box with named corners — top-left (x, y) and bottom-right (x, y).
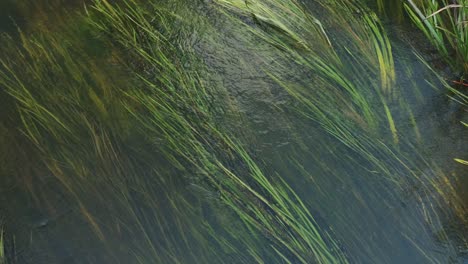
top-left (213, 0), bottom-right (399, 172)
top-left (405, 0), bottom-right (468, 76)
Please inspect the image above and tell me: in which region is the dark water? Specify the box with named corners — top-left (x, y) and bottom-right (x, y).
top-left (0, 0), bottom-right (467, 263)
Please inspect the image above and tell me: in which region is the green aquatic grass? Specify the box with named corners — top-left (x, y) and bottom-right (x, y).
top-left (405, 0), bottom-right (468, 76)
top-left (0, 3), bottom-right (235, 262)
top-left (82, 0), bottom-right (468, 262)
top-left (89, 2), bottom-right (348, 261)
top-left (1, 0), bottom-right (467, 263)
top-left (213, 0), bottom-right (400, 170)
top-left (211, 0), bottom-right (462, 206)
top-left (213, 0), bottom-right (467, 261)
top-left (0, 0), bottom-right (349, 262)
top-left (210, 134), bottom-right (348, 264)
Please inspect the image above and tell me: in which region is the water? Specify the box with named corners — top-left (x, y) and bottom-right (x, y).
top-left (0, 0), bottom-right (467, 263)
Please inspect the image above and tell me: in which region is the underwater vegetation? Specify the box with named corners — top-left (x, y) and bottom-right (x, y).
top-left (0, 0), bottom-right (467, 263)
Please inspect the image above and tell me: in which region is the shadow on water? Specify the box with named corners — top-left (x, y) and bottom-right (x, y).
top-left (0, 0), bottom-right (467, 263)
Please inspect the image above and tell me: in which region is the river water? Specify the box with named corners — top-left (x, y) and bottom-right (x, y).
top-left (0, 0), bottom-right (467, 263)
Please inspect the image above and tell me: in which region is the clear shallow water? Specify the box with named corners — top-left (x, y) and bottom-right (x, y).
top-left (0, 0), bottom-right (467, 263)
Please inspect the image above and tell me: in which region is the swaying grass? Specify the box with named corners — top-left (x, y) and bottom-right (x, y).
top-left (213, 0), bottom-right (467, 261)
top-left (0, 0), bottom-right (349, 262)
top-left (90, 1), bottom-right (348, 262)
top-left (405, 0), bottom-right (468, 76)
top-left (0, 0), bottom-right (467, 263)
top-left (0, 3), bottom-right (231, 262)
top-left (213, 0), bottom-right (401, 175)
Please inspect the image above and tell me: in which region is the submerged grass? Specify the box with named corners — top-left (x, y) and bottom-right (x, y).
top-left (89, 1), bottom-right (348, 262)
top-left (0, 0), bottom-right (466, 263)
top-left (213, 0), bottom-right (467, 261)
top-left (0, 0), bottom-right (349, 262)
top-left (213, 0), bottom-right (402, 176)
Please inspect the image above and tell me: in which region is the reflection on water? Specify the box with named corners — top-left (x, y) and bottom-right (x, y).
top-left (0, 0), bottom-right (467, 263)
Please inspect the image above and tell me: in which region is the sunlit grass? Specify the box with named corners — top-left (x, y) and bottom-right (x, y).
top-left (405, 0), bottom-right (468, 76)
